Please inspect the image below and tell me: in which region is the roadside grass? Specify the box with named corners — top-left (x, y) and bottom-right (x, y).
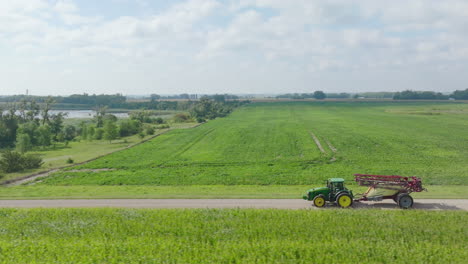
top-left (0, 185), bottom-right (466, 199)
top-left (1, 123), bottom-right (197, 183)
top-left (38, 101), bottom-right (468, 186)
top-left (0, 209), bottom-right (466, 263)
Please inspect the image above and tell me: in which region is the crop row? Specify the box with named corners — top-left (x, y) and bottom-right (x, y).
top-left (0, 209), bottom-right (466, 263)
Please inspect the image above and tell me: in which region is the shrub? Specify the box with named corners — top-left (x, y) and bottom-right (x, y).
top-left (156, 124), bottom-right (170, 129)
top-left (153, 117), bottom-right (164, 124)
top-left (145, 126), bottom-right (155, 136)
top-left (23, 154), bottom-right (44, 169)
top-left (0, 150), bottom-right (43, 173)
top-left (66, 157), bottom-right (74, 164)
top-left (0, 150), bottom-right (24, 173)
top-left (173, 113), bottom-right (191, 123)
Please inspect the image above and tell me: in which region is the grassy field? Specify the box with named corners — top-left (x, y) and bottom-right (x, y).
top-left (0, 209), bottom-right (466, 263)
top-left (37, 101), bottom-right (468, 186)
top-left (0, 123), bottom-right (197, 183)
top-left (0, 185), bottom-right (467, 199)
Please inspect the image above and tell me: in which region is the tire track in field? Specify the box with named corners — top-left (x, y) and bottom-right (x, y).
top-left (309, 131), bottom-right (326, 154)
top-left (165, 128), bottom-right (216, 161)
top-left (309, 131), bottom-right (338, 162)
top-left (325, 139), bottom-right (337, 162)
top-left (325, 140), bottom-right (337, 153)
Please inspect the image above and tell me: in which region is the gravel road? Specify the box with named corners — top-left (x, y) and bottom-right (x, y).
top-left (0, 199), bottom-right (466, 210)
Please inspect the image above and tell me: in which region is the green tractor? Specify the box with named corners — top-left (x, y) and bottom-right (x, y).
top-left (303, 178), bottom-right (354, 208)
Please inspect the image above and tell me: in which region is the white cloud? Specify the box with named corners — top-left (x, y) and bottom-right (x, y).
top-left (0, 0), bottom-right (467, 95)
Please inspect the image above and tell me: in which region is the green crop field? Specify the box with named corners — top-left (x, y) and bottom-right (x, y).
top-left (37, 101), bottom-right (468, 186)
top-left (0, 209), bottom-right (466, 263)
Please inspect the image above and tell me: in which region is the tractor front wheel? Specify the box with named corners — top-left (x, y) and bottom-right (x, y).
top-left (336, 193), bottom-right (353, 208)
top-left (397, 193), bottom-right (414, 209)
top-left (313, 195), bottom-right (326, 207)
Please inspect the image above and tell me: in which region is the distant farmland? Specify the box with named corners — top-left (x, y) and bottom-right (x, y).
top-left (40, 101), bottom-right (468, 186)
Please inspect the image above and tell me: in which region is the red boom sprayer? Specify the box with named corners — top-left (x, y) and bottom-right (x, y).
top-left (353, 174), bottom-right (426, 209)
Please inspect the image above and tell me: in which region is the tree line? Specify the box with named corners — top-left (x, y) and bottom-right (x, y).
top-left (392, 89), bottom-right (468, 100)
top-left (276, 91), bottom-right (326, 100)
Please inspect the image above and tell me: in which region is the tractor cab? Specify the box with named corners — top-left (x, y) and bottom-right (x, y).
top-left (327, 178), bottom-right (345, 192)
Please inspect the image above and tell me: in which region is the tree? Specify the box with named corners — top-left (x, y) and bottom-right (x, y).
top-left (37, 125), bottom-right (52, 147)
top-left (94, 106), bottom-right (108, 128)
top-left (17, 99), bottom-right (40, 123)
top-left (63, 125), bottom-right (77, 141)
top-left (15, 133), bottom-right (31, 153)
top-left (212, 94), bottom-right (226, 102)
top-left (103, 121), bottom-right (118, 143)
top-left (94, 128), bottom-right (104, 140)
top-left (16, 122), bottom-right (38, 146)
top-left (50, 112), bottom-right (66, 140)
top-left (0, 108), bottom-right (19, 148)
top-left (450, 88), bottom-right (468, 100)
top-left (313, 91), bottom-right (326, 100)
top-left (119, 120), bottom-right (141, 137)
top-left (87, 126), bottom-right (96, 140)
top-left (41, 96), bottom-right (55, 125)
top-left (79, 122), bottom-right (88, 140)
top-left (150, 94), bottom-right (161, 101)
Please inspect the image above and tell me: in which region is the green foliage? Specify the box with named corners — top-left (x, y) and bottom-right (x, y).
top-left (451, 88), bottom-right (468, 100)
top-left (144, 125), bottom-right (155, 136)
top-left (63, 125), bottom-right (77, 141)
top-left (16, 122), bottom-right (38, 145)
top-left (119, 120), bottom-right (141, 137)
top-left (172, 113), bottom-right (191, 123)
top-left (42, 102), bottom-right (468, 186)
top-left (0, 150), bottom-right (24, 173)
top-left (154, 117), bottom-right (164, 124)
top-left (0, 109), bottom-right (19, 148)
top-left (15, 133), bottom-right (31, 153)
top-left (66, 157), bottom-right (74, 164)
top-left (0, 150), bottom-right (43, 173)
top-left (50, 112), bottom-right (66, 140)
top-left (94, 128), bottom-right (104, 140)
top-left (129, 110), bottom-right (153, 123)
top-left (313, 90), bottom-right (326, 99)
top-left (0, 209), bottom-right (465, 263)
top-left (93, 106), bottom-right (108, 128)
top-left (22, 154), bottom-right (44, 169)
top-left (190, 97), bottom-right (246, 123)
top-left (156, 124), bottom-right (170, 129)
top-left (393, 90), bottom-right (449, 100)
top-left (87, 125), bottom-right (95, 140)
top-left (36, 125), bottom-right (52, 147)
top-left (103, 121), bottom-right (119, 143)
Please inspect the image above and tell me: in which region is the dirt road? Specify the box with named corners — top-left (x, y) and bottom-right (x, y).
top-left (0, 199), bottom-right (466, 210)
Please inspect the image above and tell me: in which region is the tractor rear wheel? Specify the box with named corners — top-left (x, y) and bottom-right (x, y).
top-left (313, 195), bottom-right (325, 207)
top-left (397, 193), bottom-right (413, 209)
top-left (336, 193), bottom-right (353, 208)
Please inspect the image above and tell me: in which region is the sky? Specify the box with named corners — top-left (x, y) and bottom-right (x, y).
top-left (1, 0), bottom-right (467, 96)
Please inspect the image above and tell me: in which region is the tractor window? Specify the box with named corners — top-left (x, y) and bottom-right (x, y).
top-left (336, 182), bottom-right (343, 190)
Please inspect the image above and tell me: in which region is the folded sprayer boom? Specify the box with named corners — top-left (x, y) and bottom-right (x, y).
top-left (354, 174), bottom-right (425, 208)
